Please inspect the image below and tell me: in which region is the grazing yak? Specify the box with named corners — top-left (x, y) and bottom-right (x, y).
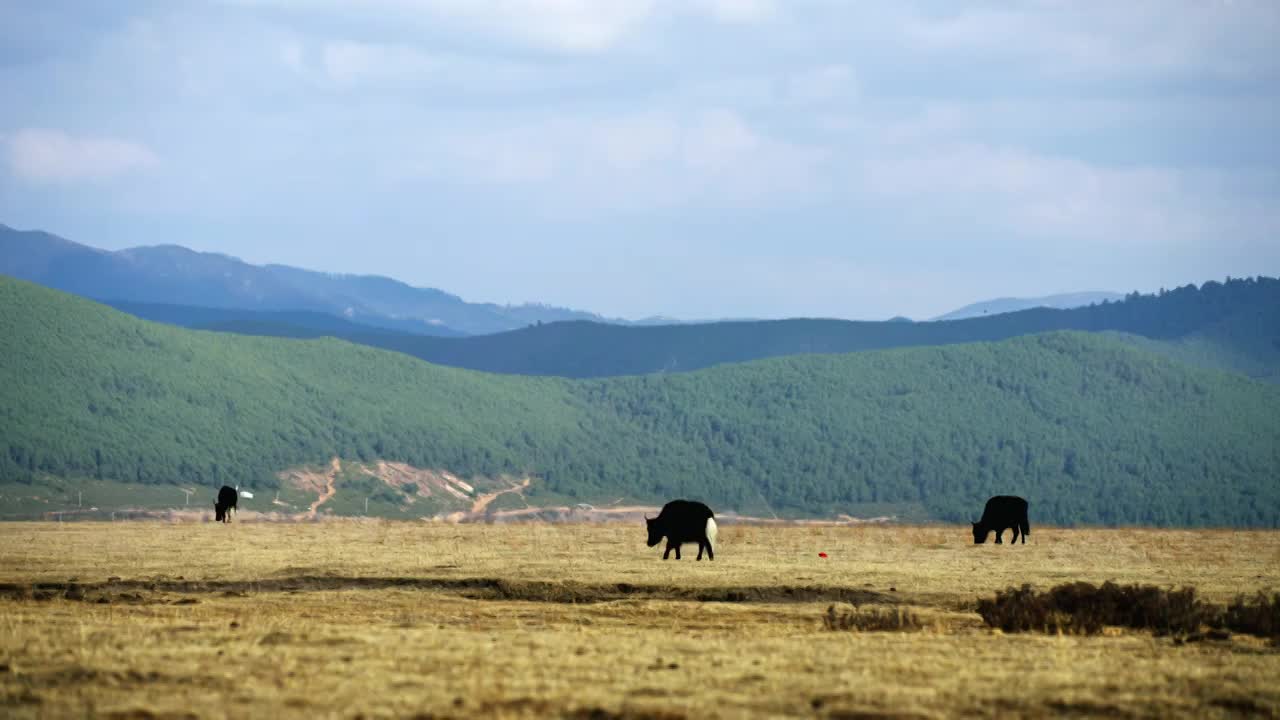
top-left (646, 500), bottom-right (717, 560)
top-left (972, 495), bottom-right (1029, 544)
top-left (215, 485), bottom-right (238, 523)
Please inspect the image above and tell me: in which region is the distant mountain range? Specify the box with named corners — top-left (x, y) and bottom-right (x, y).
top-left (0, 224), bottom-right (621, 335)
top-left (185, 277), bottom-right (1280, 383)
top-left (934, 292), bottom-right (1123, 321)
top-left (3, 223), bottom-right (1155, 341)
top-left (4, 225), bottom-right (1276, 385)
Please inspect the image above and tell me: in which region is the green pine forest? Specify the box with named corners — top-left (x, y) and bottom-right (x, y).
top-left (2, 276), bottom-right (1278, 526)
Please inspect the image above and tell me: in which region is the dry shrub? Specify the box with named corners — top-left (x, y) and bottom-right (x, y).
top-left (976, 582), bottom-right (1215, 636)
top-left (823, 604), bottom-right (922, 632)
top-left (1223, 592), bottom-right (1280, 640)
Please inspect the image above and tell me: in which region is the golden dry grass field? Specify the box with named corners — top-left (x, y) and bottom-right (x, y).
top-left (1, 521), bottom-right (1278, 719)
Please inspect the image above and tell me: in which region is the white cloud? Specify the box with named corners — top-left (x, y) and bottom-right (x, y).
top-left (222, 0), bottom-right (660, 53)
top-left (404, 109), bottom-right (823, 212)
top-left (279, 39), bottom-right (305, 74)
top-left (781, 64), bottom-right (856, 105)
top-left (223, 0), bottom-right (785, 53)
top-left (900, 1), bottom-right (1280, 79)
top-left (321, 41), bottom-right (441, 86)
top-left (5, 129), bottom-right (159, 184)
top-left (691, 0), bottom-right (778, 25)
top-left (420, 0), bottom-right (659, 52)
top-left (855, 142), bottom-right (1278, 250)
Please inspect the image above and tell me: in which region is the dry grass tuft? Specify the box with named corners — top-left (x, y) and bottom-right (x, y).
top-left (978, 581), bottom-right (1218, 636)
top-left (978, 582), bottom-right (1280, 641)
top-left (822, 604), bottom-right (923, 632)
top-left (1224, 592), bottom-right (1280, 641)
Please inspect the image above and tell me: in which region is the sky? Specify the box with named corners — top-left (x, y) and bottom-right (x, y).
top-left (1, 1), bottom-right (1278, 321)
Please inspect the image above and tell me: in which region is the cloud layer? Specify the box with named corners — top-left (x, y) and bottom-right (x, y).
top-left (1, 0), bottom-right (1277, 319)
top-left (6, 129), bottom-right (158, 184)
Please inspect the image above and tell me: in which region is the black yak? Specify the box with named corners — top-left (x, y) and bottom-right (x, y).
top-left (972, 495), bottom-right (1029, 544)
top-left (215, 485), bottom-right (238, 523)
top-left (645, 500), bottom-right (717, 560)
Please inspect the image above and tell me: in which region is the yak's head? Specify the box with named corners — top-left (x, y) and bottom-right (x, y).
top-left (215, 503), bottom-right (225, 523)
top-left (971, 522), bottom-right (986, 544)
top-left (645, 515), bottom-right (663, 547)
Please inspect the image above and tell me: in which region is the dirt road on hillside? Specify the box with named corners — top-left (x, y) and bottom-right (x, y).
top-left (469, 477), bottom-right (531, 514)
top-left (304, 458), bottom-right (340, 519)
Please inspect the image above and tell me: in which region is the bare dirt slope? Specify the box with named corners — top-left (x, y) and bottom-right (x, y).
top-left (275, 457), bottom-right (341, 519)
top-left (356, 461), bottom-right (478, 504)
top-left (277, 458), bottom-right (518, 518)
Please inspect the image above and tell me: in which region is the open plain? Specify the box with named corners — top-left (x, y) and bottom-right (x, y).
top-left (0, 521), bottom-right (1277, 719)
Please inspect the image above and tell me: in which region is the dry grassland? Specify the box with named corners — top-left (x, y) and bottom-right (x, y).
top-left (0, 521), bottom-right (1277, 719)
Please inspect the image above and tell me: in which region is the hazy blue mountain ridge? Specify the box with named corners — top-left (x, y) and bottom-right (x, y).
top-left (0, 224), bottom-right (617, 335)
top-left (192, 277), bottom-right (1279, 381)
top-left (934, 292), bottom-right (1124, 321)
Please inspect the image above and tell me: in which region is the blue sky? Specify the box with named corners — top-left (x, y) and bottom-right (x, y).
top-left (1, 1), bottom-right (1277, 320)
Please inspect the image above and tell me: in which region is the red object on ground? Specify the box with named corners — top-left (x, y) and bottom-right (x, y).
top-left (818, 552), bottom-right (828, 558)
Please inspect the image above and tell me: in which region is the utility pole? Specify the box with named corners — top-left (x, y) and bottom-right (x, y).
top-left (365, 497), bottom-right (369, 515)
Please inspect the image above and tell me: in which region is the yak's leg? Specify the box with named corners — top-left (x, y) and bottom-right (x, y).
top-left (1010, 526), bottom-right (1020, 544)
top-left (698, 540), bottom-right (714, 561)
top-left (663, 543), bottom-right (672, 560)
top-left (674, 544), bottom-right (682, 560)
top-left (995, 529), bottom-right (1004, 544)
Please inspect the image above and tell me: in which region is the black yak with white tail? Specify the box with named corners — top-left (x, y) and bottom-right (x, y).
top-left (215, 485), bottom-right (238, 523)
top-left (972, 495), bottom-right (1029, 544)
top-left (645, 500), bottom-right (717, 560)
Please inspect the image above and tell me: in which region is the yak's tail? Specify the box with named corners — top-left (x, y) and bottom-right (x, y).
top-left (705, 517), bottom-right (718, 548)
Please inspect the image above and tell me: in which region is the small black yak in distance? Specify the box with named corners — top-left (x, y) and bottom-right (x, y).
top-left (215, 485), bottom-right (238, 523)
top-left (646, 500), bottom-right (717, 560)
top-left (972, 495), bottom-right (1029, 544)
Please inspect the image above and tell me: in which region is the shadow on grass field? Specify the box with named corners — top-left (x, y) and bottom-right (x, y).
top-left (0, 522), bottom-right (1277, 718)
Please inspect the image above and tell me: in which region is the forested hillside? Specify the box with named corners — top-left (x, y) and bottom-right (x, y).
top-left (2, 277), bottom-right (1278, 526)
top-left (204, 277), bottom-right (1280, 381)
